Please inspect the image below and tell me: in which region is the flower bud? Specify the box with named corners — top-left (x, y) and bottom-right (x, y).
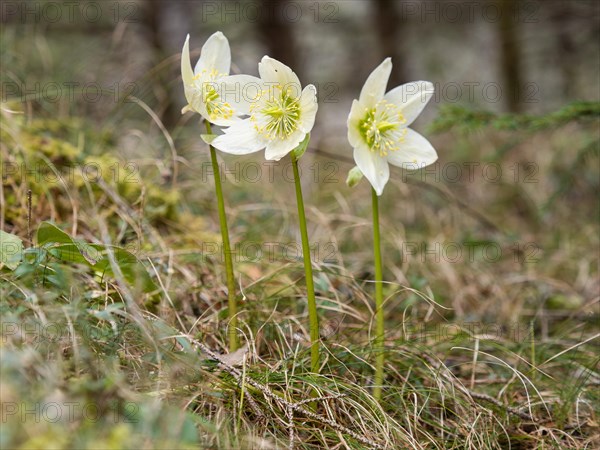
top-left (292, 133), bottom-right (310, 159)
top-left (346, 166), bottom-right (364, 188)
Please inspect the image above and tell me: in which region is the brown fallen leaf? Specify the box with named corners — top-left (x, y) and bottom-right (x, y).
top-left (218, 343), bottom-right (249, 367)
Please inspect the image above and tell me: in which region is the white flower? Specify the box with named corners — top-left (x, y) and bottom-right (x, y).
top-left (181, 32), bottom-right (258, 126)
top-left (211, 56), bottom-right (318, 161)
top-left (347, 58), bottom-right (437, 195)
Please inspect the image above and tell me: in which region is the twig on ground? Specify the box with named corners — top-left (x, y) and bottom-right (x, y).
top-left (423, 353), bottom-right (536, 421)
top-left (188, 337), bottom-right (385, 450)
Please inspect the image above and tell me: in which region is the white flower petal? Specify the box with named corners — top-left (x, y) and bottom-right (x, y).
top-left (195, 31), bottom-right (231, 76)
top-left (347, 99), bottom-right (365, 147)
top-left (359, 58), bottom-right (392, 108)
top-left (258, 56), bottom-right (302, 97)
top-left (183, 85), bottom-right (198, 111)
top-left (265, 130), bottom-right (306, 161)
top-left (212, 120), bottom-right (266, 155)
top-left (185, 86), bottom-right (211, 119)
top-left (181, 35), bottom-right (195, 107)
top-left (386, 128), bottom-right (438, 169)
top-left (210, 115), bottom-right (240, 127)
top-left (353, 142), bottom-right (389, 196)
top-left (384, 81), bottom-right (434, 127)
top-left (299, 84), bottom-right (318, 133)
top-left (216, 74), bottom-right (262, 116)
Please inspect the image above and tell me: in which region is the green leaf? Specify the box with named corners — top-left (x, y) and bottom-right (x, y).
top-left (74, 239), bottom-right (101, 265)
top-left (36, 222), bottom-right (155, 292)
top-left (547, 294), bottom-right (583, 310)
top-left (180, 413), bottom-right (200, 444)
top-left (47, 243), bottom-right (102, 266)
top-left (150, 318), bottom-right (194, 353)
top-left (37, 221), bottom-right (73, 246)
top-left (0, 230), bottom-right (24, 270)
top-left (90, 246), bottom-right (155, 293)
top-left (201, 134), bottom-right (217, 145)
top-left (293, 133), bottom-right (310, 159)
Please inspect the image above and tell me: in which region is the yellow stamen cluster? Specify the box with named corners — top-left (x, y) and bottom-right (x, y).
top-left (191, 69), bottom-right (234, 121)
top-left (359, 100), bottom-right (407, 157)
top-left (250, 84), bottom-right (301, 140)
top-left (203, 84), bottom-right (234, 121)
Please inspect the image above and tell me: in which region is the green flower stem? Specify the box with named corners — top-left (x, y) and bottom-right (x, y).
top-left (205, 121), bottom-right (238, 351)
top-left (371, 187), bottom-right (384, 401)
top-left (290, 150), bottom-right (320, 373)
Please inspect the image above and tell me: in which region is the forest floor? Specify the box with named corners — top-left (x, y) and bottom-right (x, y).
top-left (2, 99), bottom-right (599, 449)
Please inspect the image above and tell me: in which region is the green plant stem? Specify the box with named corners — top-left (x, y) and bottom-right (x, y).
top-left (290, 150), bottom-right (320, 373)
top-left (371, 188), bottom-right (384, 401)
top-left (206, 121), bottom-right (238, 351)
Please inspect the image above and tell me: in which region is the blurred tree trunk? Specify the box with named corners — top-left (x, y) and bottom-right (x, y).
top-left (144, 0), bottom-right (193, 128)
top-left (373, 0), bottom-right (408, 85)
top-left (497, 0), bottom-right (523, 112)
top-left (549, 2), bottom-right (576, 99)
top-left (257, 0), bottom-right (298, 75)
